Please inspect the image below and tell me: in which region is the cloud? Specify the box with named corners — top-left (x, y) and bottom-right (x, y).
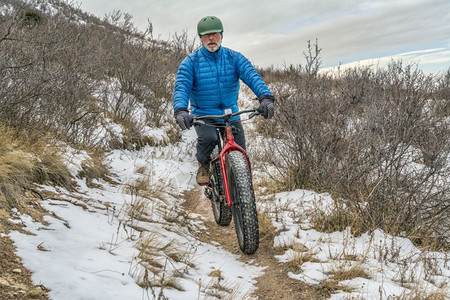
top-left (79, 0), bottom-right (450, 72)
top-left (245, 0), bottom-right (450, 67)
top-left (320, 48), bottom-right (450, 75)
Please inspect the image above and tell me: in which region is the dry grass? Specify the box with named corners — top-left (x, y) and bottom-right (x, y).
top-left (329, 265), bottom-right (371, 281)
top-left (135, 232), bottom-right (193, 298)
top-left (310, 265), bottom-right (364, 296)
top-left (0, 125), bottom-right (74, 212)
top-left (122, 176), bottom-right (201, 297)
top-left (0, 208), bottom-right (10, 233)
top-left (201, 273), bottom-right (249, 300)
top-left (318, 278), bottom-right (355, 296)
top-left (34, 145), bottom-right (73, 190)
top-left (398, 289), bottom-right (447, 300)
top-left (258, 212), bottom-right (277, 241)
top-left (253, 173), bottom-right (287, 196)
top-left (124, 167), bottom-right (169, 202)
top-left (261, 58), bottom-right (450, 248)
top-left (78, 151), bottom-right (112, 187)
top-left (309, 205), bottom-right (365, 237)
top-left (286, 250), bottom-right (320, 271)
top-left (315, 264), bottom-right (371, 297)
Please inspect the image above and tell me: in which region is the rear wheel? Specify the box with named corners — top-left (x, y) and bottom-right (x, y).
top-left (210, 147), bottom-right (232, 226)
top-left (226, 151), bottom-right (259, 254)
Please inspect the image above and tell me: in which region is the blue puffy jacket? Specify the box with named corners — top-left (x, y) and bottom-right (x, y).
top-left (173, 46), bottom-right (272, 120)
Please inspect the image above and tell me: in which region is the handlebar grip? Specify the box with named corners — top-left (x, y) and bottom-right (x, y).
top-left (176, 116), bottom-right (187, 130)
top-left (267, 103), bottom-right (274, 119)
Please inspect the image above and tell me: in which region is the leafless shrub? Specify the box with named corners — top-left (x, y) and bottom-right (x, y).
top-left (261, 41), bottom-right (450, 247)
top-left (0, 0), bottom-right (187, 149)
top-left (434, 68), bottom-right (450, 117)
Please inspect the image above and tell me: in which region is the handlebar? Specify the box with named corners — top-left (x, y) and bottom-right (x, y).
top-left (193, 109), bottom-right (260, 126)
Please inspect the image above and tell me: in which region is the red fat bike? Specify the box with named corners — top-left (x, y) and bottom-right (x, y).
top-left (193, 109), bottom-right (260, 254)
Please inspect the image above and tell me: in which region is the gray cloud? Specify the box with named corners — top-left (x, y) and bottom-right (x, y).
top-left (79, 0), bottom-right (450, 72)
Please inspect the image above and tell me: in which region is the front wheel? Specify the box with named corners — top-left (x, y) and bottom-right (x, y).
top-left (226, 151), bottom-right (259, 254)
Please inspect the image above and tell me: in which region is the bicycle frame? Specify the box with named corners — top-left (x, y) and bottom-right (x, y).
top-left (194, 109), bottom-right (258, 207)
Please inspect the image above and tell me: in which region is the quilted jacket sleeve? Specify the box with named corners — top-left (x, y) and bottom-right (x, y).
top-left (235, 52), bottom-right (272, 97)
top-left (173, 56), bottom-right (194, 111)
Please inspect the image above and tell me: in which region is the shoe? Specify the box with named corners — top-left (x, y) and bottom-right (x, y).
top-left (196, 162), bottom-right (210, 186)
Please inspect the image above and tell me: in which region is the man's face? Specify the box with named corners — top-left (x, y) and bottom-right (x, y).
top-left (201, 32), bottom-right (222, 52)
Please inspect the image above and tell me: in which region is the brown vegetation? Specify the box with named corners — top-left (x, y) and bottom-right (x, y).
top-left (0, 0), bottom-right (193, 150)
top-left (259, 40), bottom-right (450, 249)
top-left (1, 1), bottom-right (450, 298)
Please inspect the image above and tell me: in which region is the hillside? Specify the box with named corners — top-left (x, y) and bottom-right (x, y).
top-left (1, 1), bottom-right (450, 300)
top-left (0, 0), bottom-right (185, 298)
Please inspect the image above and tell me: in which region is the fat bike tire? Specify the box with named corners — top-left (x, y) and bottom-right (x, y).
top-left (226, 151), bottom-right (259, 254)
top-left (210, 147), bottom-right (232, 226)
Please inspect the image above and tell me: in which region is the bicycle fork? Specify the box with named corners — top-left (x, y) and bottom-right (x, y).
top-left (219, 127), bottom-right (252, 207)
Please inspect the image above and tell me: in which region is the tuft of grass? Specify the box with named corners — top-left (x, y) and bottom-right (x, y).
top-left (398, 289), bottom-right (447, 300)
top-left (329, 265), bottom-right (371, 281)
top-left (258, 212), bottom-right (277, 241)
top-left (309, 203), bottom-right (365, 237)
top-left (0, 125), bottom-right (74, 211)
top-left (209, 269), bottom-right (223, 279)
top-left (317, 278), bottom-right (354, 297)
top-left (315, 264), bottom-right (371, 297)
top-left (202, 274), bottom-right (243, 300)
top-left (33, 146), bottom-right (74, 190)
top-left (124, 167), bottom-right (168, 202)
top-left (0, 209), bottom-right (10, 233)
top-left (286, 250), bottom-right (320, 271)
top-left (136, 234), bottom-right (167, 273)
top-left (78, 151), bottom-right (112, 188)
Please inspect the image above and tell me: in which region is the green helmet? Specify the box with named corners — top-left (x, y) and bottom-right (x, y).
top-left (197, 16), bottom-right (223, 36)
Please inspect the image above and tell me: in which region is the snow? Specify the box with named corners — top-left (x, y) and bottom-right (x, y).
top-left (0, 3), bottom-right (13, 16)
top-left (8, 93), bottom-right (450, 299)
top-left (319, 48), bottom-right (450, 76)
top-left (261, 190), bottom-right (450, 299)
top-left (9, 129), bottom-right (264, 300)
top-left (10, 202), bottom-right (143, 300)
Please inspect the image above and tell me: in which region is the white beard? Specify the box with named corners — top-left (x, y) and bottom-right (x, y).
top-left (205, 41), bottom-right (221, 52)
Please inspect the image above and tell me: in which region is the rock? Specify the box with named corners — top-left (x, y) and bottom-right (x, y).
top-left (0, 277), bottom-right (11, 287)
top-left (292, 242), bottom-right (309, 252)
top-left (12, 268), bottom-right (22, 274)
top-left (26, 288), bottom-right (47, 298)
top-left (209, 269), bottom-right (222, 279)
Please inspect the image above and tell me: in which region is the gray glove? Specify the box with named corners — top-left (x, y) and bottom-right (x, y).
top-left (257, 95), bottom-right (275, 119)
top-left (174, 108), bottom-right (193, 130)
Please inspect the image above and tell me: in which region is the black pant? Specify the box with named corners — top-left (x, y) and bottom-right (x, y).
top-left (194, 120), bottom-right (246, 164)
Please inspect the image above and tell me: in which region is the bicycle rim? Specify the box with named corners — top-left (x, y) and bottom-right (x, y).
top-left (210, 148), bottom-right (231, 226)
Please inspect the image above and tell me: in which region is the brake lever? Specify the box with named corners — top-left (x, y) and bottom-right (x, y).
top-left (193, 119), bottom-right (205, 126)
top-left (248, 110), bottom-right (260, 119)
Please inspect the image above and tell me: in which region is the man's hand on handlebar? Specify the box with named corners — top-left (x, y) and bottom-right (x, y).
top-left (257, 95), bottom-right (275, 119)
top-left (174, 108), bottom-right (193, 130)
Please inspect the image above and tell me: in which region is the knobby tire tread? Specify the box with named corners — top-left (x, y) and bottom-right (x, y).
top-left (227, 151), bottom-right (259, 254)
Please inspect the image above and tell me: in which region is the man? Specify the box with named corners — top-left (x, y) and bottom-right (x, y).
top-left (173, 16), bottom-right (274, 185)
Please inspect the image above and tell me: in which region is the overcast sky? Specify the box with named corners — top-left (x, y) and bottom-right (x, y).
top-left (78, 0), bottom-right (450, 74)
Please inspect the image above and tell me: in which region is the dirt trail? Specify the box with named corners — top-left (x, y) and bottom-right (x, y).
top-left (0, 215), bottom-right (49, 300)
top-left (183, 187), bottom-right (319, 300)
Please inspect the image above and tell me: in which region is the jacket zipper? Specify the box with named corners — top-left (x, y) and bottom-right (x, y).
top-left (214, 53), bottom-right (223, 111)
